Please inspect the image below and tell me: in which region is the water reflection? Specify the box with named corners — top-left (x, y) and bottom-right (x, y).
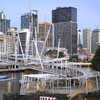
top-left (72, 92), bottom-right (100, 100)
top-left (0, 72), bottom-right (22, 100)
top-left (0, 71), bottom-right (100, 100)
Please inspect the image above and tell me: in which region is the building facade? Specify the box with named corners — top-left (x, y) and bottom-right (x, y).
top-left (52, 7), bottom-right (77, 23)
top-left (38, 22), bottom-right (53, 47)
top-left (18, 29), bottom-right (45, 57)
top-left (0, 11), bottom-right (10, 33)
top-left (0, 31), bottom-right (16, 60)
top-left (52, 7), bottom-right (77, 54)
top-left (18, 29), bottom-right (31, 55)
top-left (21, 10), bottom-right (38, 38)
top-left (83, 29), bottom-right (92, 52)
top-left (91, 28), bottom-right (100, 53)
top-left (77, 30), bottom-right (82, 49)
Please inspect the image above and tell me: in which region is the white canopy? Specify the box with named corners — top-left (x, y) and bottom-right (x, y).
top-left (24, 74), bottom-right (59, 79)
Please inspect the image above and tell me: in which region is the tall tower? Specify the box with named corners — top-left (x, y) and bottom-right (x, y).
top-left (0, 11), bottom-right (10, 33)
top-left (21, 10), bottom-right (38, 38)
top-left (52, 7), bottom-right (77, 55)
top-left (91, 28), bottom-right (100, 53)
top-left (77, 29), bottom-right (82, 49)
top-left (83, 29), bottom-right (92, 52)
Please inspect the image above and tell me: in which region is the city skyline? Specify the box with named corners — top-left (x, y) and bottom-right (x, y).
top-left (0, 0), bottom-right (100, 29)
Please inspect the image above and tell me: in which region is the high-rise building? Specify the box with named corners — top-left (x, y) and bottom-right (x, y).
top-left (52, 7), bottom-right (77, 54)
top-left (7, 27), bottom-right (17, 36)
top-left (18, 29), bottom-right (31, 55)
top-left (91, 28), bottom-right (100, 53)
top-left (21, 10), bottom-right (38, 38)
top-left (38, 22), bottom-right (53, 47)
top-left (0, 31), bottom-right (16, 59)
top-left (52, 7), bottom-right (77, 23)
top-left (83, 29), bottom-right (92, 52)
top-left (18, 29), bottom-right (45, 56)
top-left (32, 40), bottom-right (45, 56)
top-left (77, 29), bottom-right (82, 49)
top-left (0, 11), bottom-right (10, 33)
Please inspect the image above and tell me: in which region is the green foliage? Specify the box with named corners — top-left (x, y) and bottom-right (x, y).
top-left (45, 50), bottom-right (65, 58)
top-left (58, 51), bottom-right (65, 58)
top-left (91, 46), bottom-right (100, 71)
top-left (69, 55), bottom-right (78, 62)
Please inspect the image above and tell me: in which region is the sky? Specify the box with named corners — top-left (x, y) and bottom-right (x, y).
top-left (0, 0), bottom-right (100, 29)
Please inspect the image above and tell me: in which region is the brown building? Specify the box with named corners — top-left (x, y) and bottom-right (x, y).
top-left (38, 22), bottom-right (53, 48)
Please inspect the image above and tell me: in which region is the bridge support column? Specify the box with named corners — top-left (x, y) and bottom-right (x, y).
top-left (69, 78), bottom-right (71, 92)
top-left (57, 80), bottom-right (59, 89)
top-left (85, 78), bottom-right (88, 93)
top-left (73, 79), bottom-right (76, 88)
top-left (96, 75), bottom-right (99, 89)
top-left (66, 80), bottom-right (67, 92)
top-left (78, 78), bottom-right (81, 87)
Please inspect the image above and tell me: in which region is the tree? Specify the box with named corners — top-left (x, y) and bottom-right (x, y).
top-left (91, 46), bottom-right (100, 71)
top-left (58, 51), bottom-right (65, 58)
top-left (45, 50), bottom-right (65, 58)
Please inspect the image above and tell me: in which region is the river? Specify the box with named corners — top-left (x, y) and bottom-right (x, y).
top-left (72, 92), bottom-right (100, 100)
top-left (0, 71), bottom-right (100, 100)
top-left (0, 70), bottom-right (35, 100)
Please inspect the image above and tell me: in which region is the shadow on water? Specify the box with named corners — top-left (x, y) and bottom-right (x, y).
top-left (3, 92), bottom-right (68, 100)
top-left (72, 91), bottom-right (100, 100)
top-left (1, 71), bottom-right (100, 100)
top-left (3, 91), bottom-right (100, 100)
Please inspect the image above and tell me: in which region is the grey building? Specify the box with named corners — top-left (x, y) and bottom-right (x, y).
top-left (0, 11), bottom-right (10, 33)
top-left (21, 10), bottom-right (38, 38)
top-left (18, 29), bottom-right (33, 56)
top-left (77, 30), bottom-right (82, 49)
top-left (83, 29), bottom-right (92, 52)
top-left (52, 7), bottom-right (77, 23)
top-left (91, 28), bottom-right (100, 53)
top-left (18, 29), bottom-right (45, 57)
top-left (52, 7), bottom-right (77, 54)
top-left (18, 29), bottom-right (29, 54)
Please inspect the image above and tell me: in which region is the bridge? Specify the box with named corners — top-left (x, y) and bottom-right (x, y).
top-left (19, 60), bottom-right (100, 98)
top-left (0, 28), bottom-right (100, 99)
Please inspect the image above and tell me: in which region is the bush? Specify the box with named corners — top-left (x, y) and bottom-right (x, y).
top-left (91, 46), bottom-right (100, 71)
